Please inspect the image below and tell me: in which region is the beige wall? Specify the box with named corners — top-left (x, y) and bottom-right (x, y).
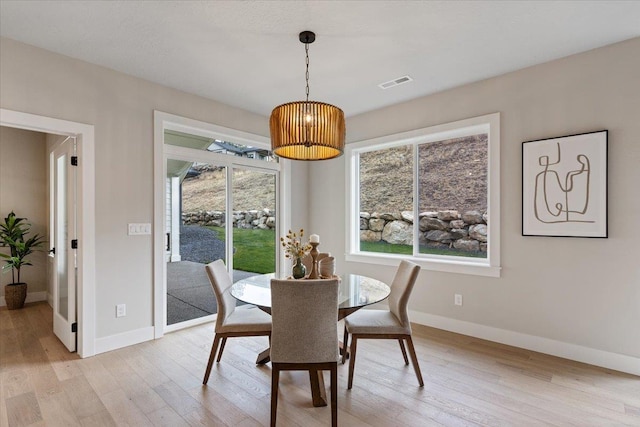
top-left (311, 37), bottom-right (640, 362)
top-left (0, 37), bottom-right (310, 338)
top-left (1, 33), bottom-right (638, 369)
top-left (0, 126), bottom-right (47, 294)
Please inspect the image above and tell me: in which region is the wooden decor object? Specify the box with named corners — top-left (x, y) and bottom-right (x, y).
top-left (308, 242), bottom-right (320, 279)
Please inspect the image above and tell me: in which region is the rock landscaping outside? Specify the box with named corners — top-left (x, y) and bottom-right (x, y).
top-left (360, 209), bottom-right (487, 253)
top-left (182, 209), bottom-right (276, 230)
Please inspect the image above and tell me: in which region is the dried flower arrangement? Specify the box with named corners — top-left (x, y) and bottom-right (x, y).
top-left (280, 229), bottom-right (312, 260)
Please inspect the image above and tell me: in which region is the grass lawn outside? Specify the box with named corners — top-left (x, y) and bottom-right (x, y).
top-left (360, 241), bottom-right (486, 258)
top-left (206, 226), bottom-right (276, 274)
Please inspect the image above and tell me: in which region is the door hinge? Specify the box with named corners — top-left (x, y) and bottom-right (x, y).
top-left (71, 322), bottom-right (77, 333)
top-left (71, 239), bottom-right (78, 249)
top-left (71, 156), bottom-right (78, 166)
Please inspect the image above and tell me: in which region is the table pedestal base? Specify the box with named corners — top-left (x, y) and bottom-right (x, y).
top-left (256, 348), bottom-right (270, 365)
top-left (309, 369), bottom-right (327, 407)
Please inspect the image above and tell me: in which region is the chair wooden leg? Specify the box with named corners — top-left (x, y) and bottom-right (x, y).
top-left (271, 366), bottom-right (280, 427)
top-left (405, 335), bottom-right (424, 387)
top-left (203, 334), bottom-right (221, 384)
top-left (341, 325), bottom-right (349, 364)
top-left (216, 337), bottom-right (228, 363)
top-left (347, 335), bottom-right (358, 390)
top-left (330, 363), bottom-right (337, 427)
top-left (398, 338), bottom-right (409, 365)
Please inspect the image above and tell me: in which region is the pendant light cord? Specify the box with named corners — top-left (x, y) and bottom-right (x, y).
top-left (304, 38), bottom-right (312, 146)
top-left (305, 41), bottom-right (310, 103)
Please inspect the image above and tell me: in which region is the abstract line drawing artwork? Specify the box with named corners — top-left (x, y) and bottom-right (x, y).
top-left (533, 142), bottom-right (591, 224)
top-left (522, 130), bottom-right (607, 238)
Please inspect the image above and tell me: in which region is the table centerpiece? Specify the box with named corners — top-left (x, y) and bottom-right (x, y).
top-left (280, 229), bottom-right (312, 279)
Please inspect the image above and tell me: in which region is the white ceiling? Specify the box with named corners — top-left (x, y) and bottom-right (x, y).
top-left (1, 1), bottom-right (639, 118)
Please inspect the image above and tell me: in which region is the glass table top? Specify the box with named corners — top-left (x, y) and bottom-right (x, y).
top-left (231, 273), bottom-right (391, 310)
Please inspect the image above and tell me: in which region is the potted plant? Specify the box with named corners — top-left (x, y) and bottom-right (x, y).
top-left (0, 212), bottom-right (45, 309)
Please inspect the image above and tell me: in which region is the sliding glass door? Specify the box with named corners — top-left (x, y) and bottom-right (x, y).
top-left (164, 129), bottom-right (279, 328)
top-left (165, 158), bottom-right (227, 325)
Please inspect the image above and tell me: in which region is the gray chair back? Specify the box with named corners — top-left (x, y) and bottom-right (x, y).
top-left (205, 259), bottom-right (237, 332)
top-left (388, 260), bottom-right (421, 329)
top-left (270, 278), bottom-right (339, 364)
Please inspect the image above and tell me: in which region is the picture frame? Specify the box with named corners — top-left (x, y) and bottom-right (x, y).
top-left (522, 130), bottom-right (608, 238)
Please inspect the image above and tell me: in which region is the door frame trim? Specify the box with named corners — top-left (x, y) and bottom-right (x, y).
top-left (1, 108), bottom-right (96, 357)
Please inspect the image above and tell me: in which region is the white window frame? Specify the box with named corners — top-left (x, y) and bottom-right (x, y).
top-left (346, 113), bottom-right (501, 277)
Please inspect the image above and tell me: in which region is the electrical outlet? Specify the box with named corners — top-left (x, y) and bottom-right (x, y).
top-left (454, 294), bottom-right (463, 306)
top-left (116, 304), bottom-right (126, 317)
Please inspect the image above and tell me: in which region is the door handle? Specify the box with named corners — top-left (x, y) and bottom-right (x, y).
top-left (49, 247), bottom-right (56, 255)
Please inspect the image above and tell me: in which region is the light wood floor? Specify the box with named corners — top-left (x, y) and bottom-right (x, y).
top-left (1, 302), bottom-right (639, 427)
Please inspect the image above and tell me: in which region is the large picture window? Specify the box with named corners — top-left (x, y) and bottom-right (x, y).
top-left (347, 113), bottom-right (500, 277)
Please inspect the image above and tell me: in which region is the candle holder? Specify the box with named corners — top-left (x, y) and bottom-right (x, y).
top-left (308, 242), bottom-right (320, 279)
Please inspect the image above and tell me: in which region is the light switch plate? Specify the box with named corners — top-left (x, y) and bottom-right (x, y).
top-left (128, 223), bottom-right (151, 235)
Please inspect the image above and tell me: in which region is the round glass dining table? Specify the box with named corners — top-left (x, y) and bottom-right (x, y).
top-left (230, 273), bottom-right (391, 407)
top-left (231, 273), bottom-right (391, 319)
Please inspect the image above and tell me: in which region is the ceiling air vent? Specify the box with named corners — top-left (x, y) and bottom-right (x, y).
top-left (378, 75), bottom-right (413, 90)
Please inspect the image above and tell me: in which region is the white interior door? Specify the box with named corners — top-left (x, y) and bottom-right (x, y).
top-left (52, 138), bottom-right (77, 352)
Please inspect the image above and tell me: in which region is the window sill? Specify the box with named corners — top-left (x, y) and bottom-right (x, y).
top-left (345, 252), bottom-right (501, 278)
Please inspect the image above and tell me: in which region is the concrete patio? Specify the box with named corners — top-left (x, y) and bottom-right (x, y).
top-left (166, 260), bottom-right (257, 325)
top-left (166, 225), bottom-right (261, 324)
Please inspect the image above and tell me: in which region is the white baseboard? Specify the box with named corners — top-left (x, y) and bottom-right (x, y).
top-left (94, 326), bottom-right (154, 355)
top-left (410, 310), bottom-right (640, 377)
top-left (0, 290), bottom-right (47, 307)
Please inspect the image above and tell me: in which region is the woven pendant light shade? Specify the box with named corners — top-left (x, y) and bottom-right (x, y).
top-left (270, 100), bottom-right (345, 161)
top-left (270, 31), bottom-right (345, 161)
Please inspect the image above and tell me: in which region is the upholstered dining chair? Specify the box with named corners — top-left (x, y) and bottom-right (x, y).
top-left (270, 278), bottom-right (339, 427)
top-left (341, 260), bottom-right (424, 389)
top-left (202, 259), bottom-right (272, 385)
